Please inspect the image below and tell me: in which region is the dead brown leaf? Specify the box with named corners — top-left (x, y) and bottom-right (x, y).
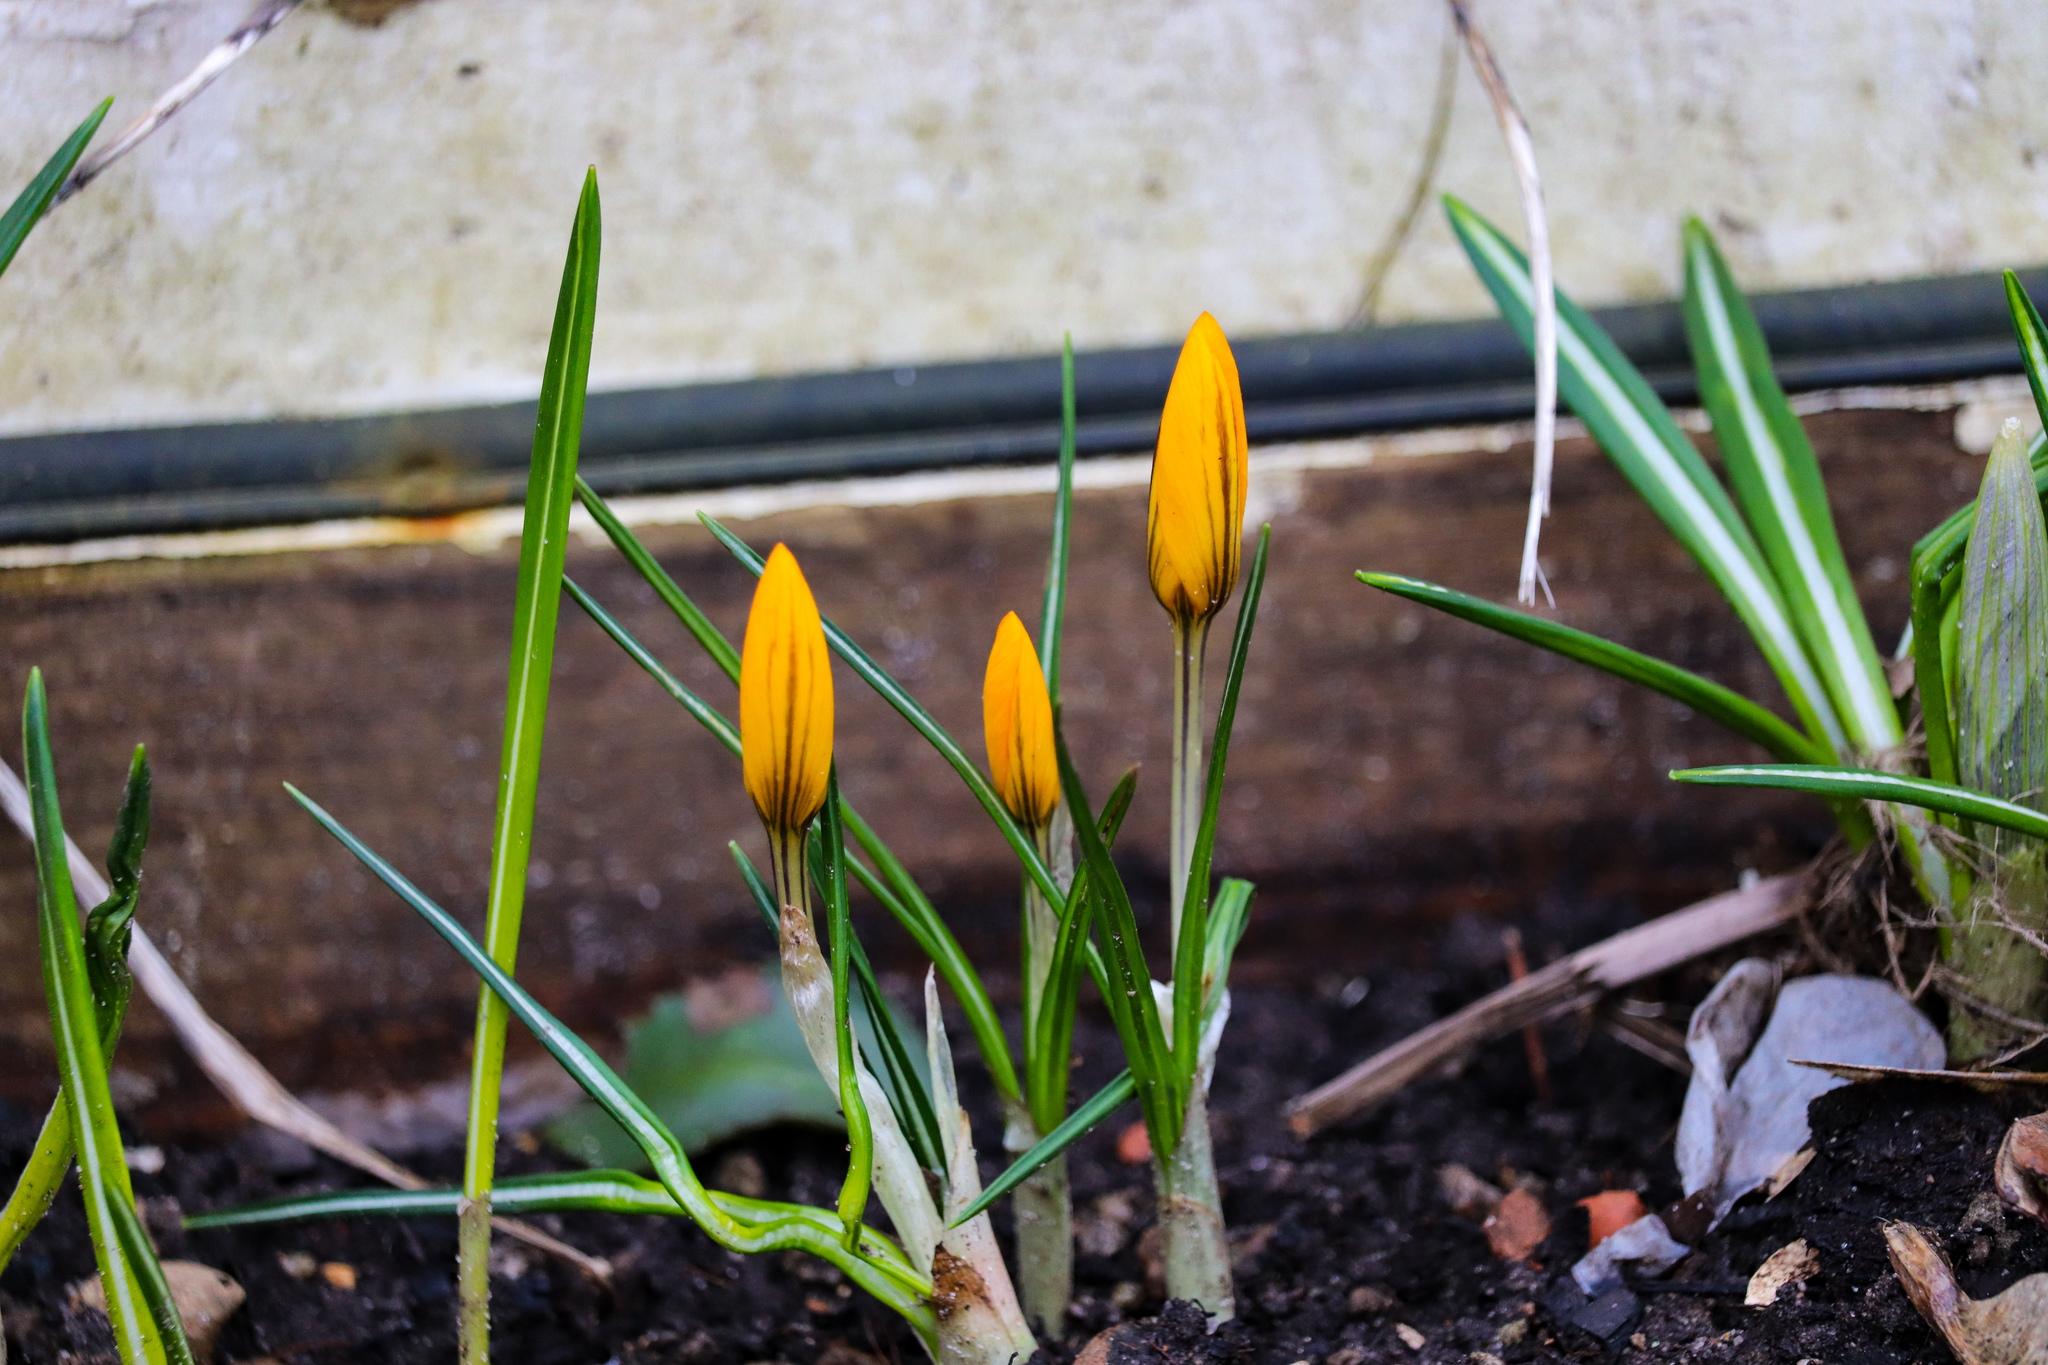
top-left (1884, 1221), bottom-right (2048, 1365)
top-left (1993, 1111), bottom-right (2048, 1226)
top-left (73, 1261), bottom-right (245, 1365)
top-left (1744, 1238), bottom-right (1818, 1306)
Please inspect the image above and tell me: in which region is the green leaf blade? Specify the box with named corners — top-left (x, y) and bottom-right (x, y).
top-left (951, 1071), bottom-right (1137, 1228)
top-left (1358, 572), bottom-right (1828, 764)
top-left (1671, 763), bottom-right (2048, 844)
top-left (284, 785), bottom-right (937, 1331)
top-left (0, 100), bottom-right (110, 280)
top-left (1173, 528), bottom-right (1269, 1070)
top-left (1681, 219), bottom-right (1894, 751)
top-left (576, 478), bottom-right (742, 684)
top-left (25, 671), bottom-right (174, 1365)
top-left (1446, 195), bottom-right (1846, 758)
top-left (2009, 272), bottom-right (2048, 439)
top-left (1052, 723), bottom-right (1179, 1155)
top-left (1040, 334), bottom-right (1077, 702)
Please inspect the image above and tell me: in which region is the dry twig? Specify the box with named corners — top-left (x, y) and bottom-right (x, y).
top-left (1448, 0), bottom-right (1556, 607)
top-left (55, 0), bottom-right (303, 205)
top-left (1285, 874), bottom-right (1801, 1136)
top-left (1500, 928), bottom-right (1553, 1104)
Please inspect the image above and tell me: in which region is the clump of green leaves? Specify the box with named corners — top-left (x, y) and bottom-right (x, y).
top-left (1390, 193), bottom-right (2048, 1061)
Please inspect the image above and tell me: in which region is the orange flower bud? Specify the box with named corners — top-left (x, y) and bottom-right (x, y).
top-left (740, 544), bottom-right (834, 834)
top-left (982, 612), bottom-right (1058, 829)
top-left (1147, 312), bottom-right (1248, 626)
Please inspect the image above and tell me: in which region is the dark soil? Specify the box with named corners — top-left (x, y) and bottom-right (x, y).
top-left (5, 914), bottom-right (2043, 1365)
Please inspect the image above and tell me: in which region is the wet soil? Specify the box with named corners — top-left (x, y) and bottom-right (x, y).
top-left (4, 908), bottom-right (2042, 1365)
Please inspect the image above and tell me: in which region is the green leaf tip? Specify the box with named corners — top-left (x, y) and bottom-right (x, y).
top-left (0, 99), bottom-right (112, 280)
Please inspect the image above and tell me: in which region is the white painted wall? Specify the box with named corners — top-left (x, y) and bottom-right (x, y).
top-left (2, 0), bottom-right (2045, 436)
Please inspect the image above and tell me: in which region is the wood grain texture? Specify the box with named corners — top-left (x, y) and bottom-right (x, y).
top-left (0, 407), bottom-right (1976, 1130)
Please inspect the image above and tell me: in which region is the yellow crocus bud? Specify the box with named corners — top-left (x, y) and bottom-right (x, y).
top-left (1147, 312), bottom-right (1248, 626)
top-left (982, 611), bottom-right (1058, 830)
top-left (740, 543), bottom-right (834, 835)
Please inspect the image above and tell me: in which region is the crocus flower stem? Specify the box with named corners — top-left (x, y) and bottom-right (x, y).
top-left (1020, 823), bottom-right (1056, 1048)
top-left (1169, 617), bottom-right (1211, 949)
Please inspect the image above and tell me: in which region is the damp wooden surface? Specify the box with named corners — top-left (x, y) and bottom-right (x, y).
top-left (0, 406), bottom-right (1980, 1129)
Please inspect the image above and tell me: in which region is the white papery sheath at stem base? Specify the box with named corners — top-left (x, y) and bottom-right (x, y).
top-left (1151, 980), bottom-right (1235, 1324)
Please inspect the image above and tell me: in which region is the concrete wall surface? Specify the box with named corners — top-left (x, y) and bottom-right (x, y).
top-left (2, 0), bottom-right (2045, 437)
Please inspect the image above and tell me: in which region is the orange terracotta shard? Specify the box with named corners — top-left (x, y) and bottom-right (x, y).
top-left (1483, 1188), bottom-right (1550, 1262)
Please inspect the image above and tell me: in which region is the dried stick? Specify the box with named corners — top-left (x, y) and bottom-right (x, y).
top-left (1500, 928), bottom-right (1553, 1104)
top-left (55, 0), bottom-right (303, 205)
top-left (1449, 0), bottom-right (1556, 607)
top-left (1285, 874), bottom-right (1800, 1136)
top-left (0, 757), bottom-right (610, 1282)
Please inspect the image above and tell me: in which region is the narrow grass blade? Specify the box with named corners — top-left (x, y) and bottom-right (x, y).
top-left (951, 1071), bottom-right (1137, 1227)
top-left (1027, 766), bottom-right (1138, 1134)
top-left (819, 773), bottom-right (874, 1245)
top-left (1172, 528), bottom-right (1269, 1070)
top-left (576, 477), bottom-right (741, 683)
top-left (565, 577), bottom-right (739, 750)
top-left (461, 170), bottom-right (603, 1353)
top-left (25, 671), bottom-right (173, 1365)
top-left (0, 1102), bottom-right (71, 1270)
top-left (1, 748), bottom-right (148, 1276)
top-left (1041, 335), bottom-right (1077, 701)
top-left (1201, 878), bottom-right (1255, 1020)
top-left (1359, 572), bottom-right (1828, 763)
top-left (2010, 272), bottom-right (2048, 436)
top-left (1447, 196), bottom-right (1846, 757)
top-left (107, 1193), bottom-right (197, 1365)
top-left (1672, 764), bottom-right (2048, 843)
top-left (0, 100), bottom-right (110, 279)
top-left (732, 841), bottom-right (781, 933)
top-left (188, 1169), bottom-right (876, 1230)
top-left (701, 515), bottom-right (1063, 907)
top-left (284, 785), bottom-right (937, 1332)
top-left (1682, 220), bottom-right (1895, 751)
top-left (838, 806), bottom-right (1019, 1103)
top-left (1054, 722), bottom-right (1180, 1154)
